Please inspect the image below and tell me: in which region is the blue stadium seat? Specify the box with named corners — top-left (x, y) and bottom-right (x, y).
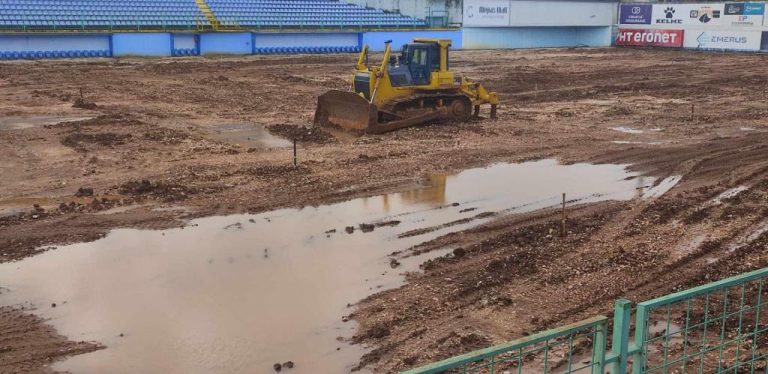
top-left (1, 0), bottom-right (213, 31)
top-left (205, 0), bottom-right (427, 29)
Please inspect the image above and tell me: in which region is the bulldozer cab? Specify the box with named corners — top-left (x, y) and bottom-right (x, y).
top-left (388, 42), bottom-right (443, 87)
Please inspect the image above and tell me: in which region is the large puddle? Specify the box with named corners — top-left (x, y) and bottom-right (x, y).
top-left (0, 115), bottom-right (94, 130)
top-left (0, 160), bottom-right (653, 373)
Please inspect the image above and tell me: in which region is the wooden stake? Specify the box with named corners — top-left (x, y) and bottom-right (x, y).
top-left (293, 138), bottom-right (297, 167)
top-left (561, 193), bottom-right (567, 237)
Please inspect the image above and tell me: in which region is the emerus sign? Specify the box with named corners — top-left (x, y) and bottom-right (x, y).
top-left (616, 28), bottom-right (684, 47)
top-left (684, 30), bottom-right (762, 50)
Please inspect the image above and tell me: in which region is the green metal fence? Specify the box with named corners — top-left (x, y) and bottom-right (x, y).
top-left (403, 267), bottom-right (768, 374)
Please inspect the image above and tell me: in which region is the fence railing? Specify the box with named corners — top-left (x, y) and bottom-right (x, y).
top-left (401, 316), bottom-right (608, 374)
top-left (403, 267), bottom-right (768, 374)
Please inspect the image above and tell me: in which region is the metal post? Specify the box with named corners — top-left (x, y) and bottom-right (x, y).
top-left (632, 305), bottom-right (649, 374)
top-left (592, 320), bottom-right (608, 374)
top-left (610, 299), bottom-right (632, 374)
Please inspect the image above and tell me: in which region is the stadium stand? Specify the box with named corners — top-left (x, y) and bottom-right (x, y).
top-left (0, 0), bottom-right (425, 31)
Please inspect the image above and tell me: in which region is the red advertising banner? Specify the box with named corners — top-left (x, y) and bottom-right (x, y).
top-left (616, 28), bottom-right (684, 47)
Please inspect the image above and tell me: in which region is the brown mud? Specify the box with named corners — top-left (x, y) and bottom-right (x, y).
top-left (1, 48), bottom-right (768, 372)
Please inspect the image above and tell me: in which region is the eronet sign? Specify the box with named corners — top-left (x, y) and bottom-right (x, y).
top-left (616, 28), bottom-right (684, 47)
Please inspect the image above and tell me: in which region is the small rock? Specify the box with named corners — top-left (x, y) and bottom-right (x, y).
top-left (72, 97), bottom-right (98, 110)
top-left (389, 258), bottom-right (401, 268)
top-left (345, 226), bottom-right (354, 234)
top-left (51, 303), bottom-right (56, 308)
top-left (453, 247), bottom-right (467, 258)
top-left (359, 223), bottom-right (375, 233)
top-left (75, 187), bottom-right (94, 197)
top-left (273, 363), bottom-right (282, 372)
top-left (282, 361), bottom-right (294, 369)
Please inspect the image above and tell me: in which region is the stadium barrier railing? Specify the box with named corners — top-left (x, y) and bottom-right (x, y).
top-left (402, 267), bottom-right (768, 373)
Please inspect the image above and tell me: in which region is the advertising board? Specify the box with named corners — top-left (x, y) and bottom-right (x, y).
top-left (722, 2), bottom-right (764, 27)
top-left (464, 0), bottom-right (613, 27)
top-left (620, 4), bottom-right (652, 25)
top-left (684, 30), bottom-right (762, 50)
top-left (616, 28), bottom-right (684, 47)
top-left (652, 4), bottom-right (725, 26)
top-left (463, 0), bottom-right (511, 27)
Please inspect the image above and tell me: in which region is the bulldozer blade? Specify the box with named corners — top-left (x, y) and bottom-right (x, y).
top-left (314, 90), bottom-right (377, 132)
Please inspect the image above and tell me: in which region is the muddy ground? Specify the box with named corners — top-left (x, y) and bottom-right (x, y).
top-left (1, 48), bottom-right (767, 372)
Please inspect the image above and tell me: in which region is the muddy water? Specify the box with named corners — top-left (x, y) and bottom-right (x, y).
top-left (0, 115), bottom-right (94, 130)
top-left (0, 160), bottom-right (652, 373)
top-left (207, 123), bottom-right (291, 148)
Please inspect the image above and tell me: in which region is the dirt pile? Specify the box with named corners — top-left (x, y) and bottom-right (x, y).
top-left (268, 124), bottom-right (336, 144)
top-left (118, 179), bottom-right (204, 202)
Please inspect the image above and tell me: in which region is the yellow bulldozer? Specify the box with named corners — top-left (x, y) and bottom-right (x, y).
top-left (314, 39), bottom-right (499, 134)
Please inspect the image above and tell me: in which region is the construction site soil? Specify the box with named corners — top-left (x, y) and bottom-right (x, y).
top-left (1, 48), bottom-right (768, 373)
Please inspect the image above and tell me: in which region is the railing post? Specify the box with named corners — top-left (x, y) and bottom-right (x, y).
top-left (632, 304), bottom-right (649, 374)
top-left (592, 320), bottom-right (608, 374)
top-left (610, 299), bottom-right (632, 374)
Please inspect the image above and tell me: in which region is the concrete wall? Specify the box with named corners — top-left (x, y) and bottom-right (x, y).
top-left (113, 33), bottom-right (172, 57)
top-left (254, 32), bottom-right (358, 48)
top-left (463, 0), bottom-right (616, 27)
top-left (0, 27), bottom-right (605, 59)
top-left (173, 34), bottom-right (197, 50)
top-left (199, 32), bottom-right (253, 55)
top-left (462, 26), bottom-right (612, 49)
top-left (0, 34), bottom-right (109, 53)
top-left (362, 29), bottom-right (462, 50)
top-left (460, 0), bottom-right (615, 49)
top-left (345, 0), bottom-right (463, 25)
